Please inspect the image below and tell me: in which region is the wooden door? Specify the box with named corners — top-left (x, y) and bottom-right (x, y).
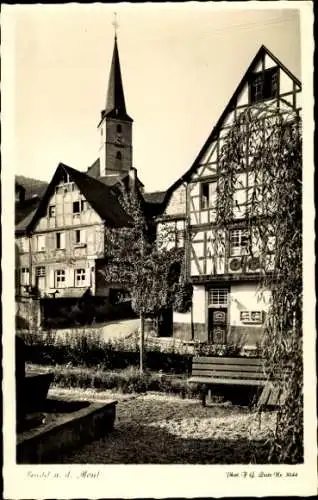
top-left (208, 308), bottom-right (227, 344)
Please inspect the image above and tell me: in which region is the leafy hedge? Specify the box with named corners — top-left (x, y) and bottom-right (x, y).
top-left (19, 330), bottom-right (256, 376)
top-left (21, 331), bottom-right (193, 375)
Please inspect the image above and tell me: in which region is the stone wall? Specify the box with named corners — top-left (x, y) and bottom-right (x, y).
top-left (16, 297), bottom-right (41, 330)
top-left (228, 325), bottom-right (263, 347)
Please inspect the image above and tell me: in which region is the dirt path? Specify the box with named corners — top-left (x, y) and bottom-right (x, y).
top-left (51, 390), bottom-right (276, 464)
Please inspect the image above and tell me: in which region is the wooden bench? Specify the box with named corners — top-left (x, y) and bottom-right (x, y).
top-left (188, 356), bottom-right (286, 408)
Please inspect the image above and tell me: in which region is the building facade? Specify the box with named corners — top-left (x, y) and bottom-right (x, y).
top-left (15, 41), bottom-right (301, 339)
top-left (157, 45), bottom-right (302, 347)
top-left (15, 35), bottom-right (142, 328)
top-left (15, 163), bottom-right (132, 327)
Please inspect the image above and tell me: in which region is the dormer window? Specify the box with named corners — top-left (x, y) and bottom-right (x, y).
top-left (48, 205), bottom-right (56, 218)
top-left (249, 67), bottom-right (279, 104)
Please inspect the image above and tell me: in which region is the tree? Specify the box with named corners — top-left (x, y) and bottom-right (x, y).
top-left (214, 104), bottom-right (302, 463)
top-left (98, 185), bottom-right (186, 373)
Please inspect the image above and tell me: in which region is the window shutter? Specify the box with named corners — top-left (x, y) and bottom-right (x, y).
top-left (60, 232), bottom-right (66, 249)
top-left (40, 234), bottom-right (46, 250)
top-left (85, 267), bottom-right (90, 287)
top-left (49, 269), bottom-right (55, 288)
top-left (67, 268), bottom-right (74, 288)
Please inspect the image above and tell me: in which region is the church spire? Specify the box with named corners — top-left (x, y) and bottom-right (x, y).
top-left (97, 17), bottom-right (133, 178)
top-left (105, 23), bottom-right (132, 122)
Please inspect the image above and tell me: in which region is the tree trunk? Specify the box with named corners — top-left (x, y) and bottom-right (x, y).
top-left (190, 302), bottom-right (194, 341)
top-left (139, 312), bottom-right (145, 374)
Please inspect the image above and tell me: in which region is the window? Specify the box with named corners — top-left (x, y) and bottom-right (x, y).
top-left (56, 232), bottom-right (65, 249)
top-left (249, 68), bottom-right (279, 104)
top-left (55, 269), bottom-right (66, 288)
top-left (35, 234), bottom-right (46, 252)
top-left (73, 201), bottom-right (80, 213)
top-left (240, 311), bottom-right (264, 324)
top-left (116, 124), bottom-right (122, 133)
top-left (75, 268), bottom-right (86, 286)
top-left (165, 220), bottom-right (185, 248)
top-left (233, 173), bottom-right (247, 216)
top-left (59, 172), bottom-right (71, 184)
top-left (48, 205), bottom-right (55, 217)
top-left (56, 183), bottom-right (73, 194)
top-left (201, 183), bottom-right (209, 209)
top-left (201, 182), bottom-right (217, 210)
top-left (74, 229), bottom-right (86, 245)
top-left (116, 151), bottom-right (122, 160)
top-left (20, 268), bottom-right (30, 286)
top-left (73, 200), bottom-right (87, 214)
top-left (55, 175), bottom-right (75, 194)
top-left (208, 288), bottom-right (228, 307)
top-left (35, 266), bottom-right (46, 277)
top-left (229, 229), bottom-right (249, 256)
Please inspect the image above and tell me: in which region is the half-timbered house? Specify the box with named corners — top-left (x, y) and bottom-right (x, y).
top-left (157, 45), bottom-right (302, 347)
top-left (15, 163), bottom-right (133, 326)
top-left (15, 34), bottom-right (144, 328)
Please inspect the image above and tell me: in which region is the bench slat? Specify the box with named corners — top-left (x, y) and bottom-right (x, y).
top-left (193, 365), bottom-right (283, 379)
top-left (188, 376), bottom-right (265, 386)
top-left (192, 362), bottom-right (265, 373)
top-left (192, 369), bottom-right (267, 380)
top-left (193, 356), bottom-right (263, 366)
top-left (257, 383), bottom-right (272, 407)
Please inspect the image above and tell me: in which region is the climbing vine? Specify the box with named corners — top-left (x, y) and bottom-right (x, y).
top-left (214, 103), bottom-right (303, 463)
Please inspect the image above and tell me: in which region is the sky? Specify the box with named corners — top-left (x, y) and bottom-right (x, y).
top-left (6, 3), bottom-right (302, 192)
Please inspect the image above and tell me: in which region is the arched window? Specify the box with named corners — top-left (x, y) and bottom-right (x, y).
top-left (116, 151), bottom-right (122, 160)
top-left (116, 124), bottom-right (122, 134)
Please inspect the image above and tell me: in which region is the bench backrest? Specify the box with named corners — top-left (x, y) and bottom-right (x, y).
top-left (192, 356), bottom-right (267, 382)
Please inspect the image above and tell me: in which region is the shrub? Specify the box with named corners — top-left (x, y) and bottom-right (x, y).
top-left (195, 343), bottom-right (243, 357)
top-left (49, 364), bottom-right (199, 398)
top-left (20, 330), bottom-right (193, 375)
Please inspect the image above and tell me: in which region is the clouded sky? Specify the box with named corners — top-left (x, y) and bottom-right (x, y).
top-left (6, 3), bottom-right (301, 192)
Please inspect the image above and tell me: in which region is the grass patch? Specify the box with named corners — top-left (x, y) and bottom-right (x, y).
top-left (27, 363), bottom-right (201, 399)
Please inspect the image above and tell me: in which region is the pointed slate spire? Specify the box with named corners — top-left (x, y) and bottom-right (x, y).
top-left (105, 35), bottom-right (132, 122)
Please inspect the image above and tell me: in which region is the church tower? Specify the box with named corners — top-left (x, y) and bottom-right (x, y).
top-left (98, 33), bottom-right (133, 177)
